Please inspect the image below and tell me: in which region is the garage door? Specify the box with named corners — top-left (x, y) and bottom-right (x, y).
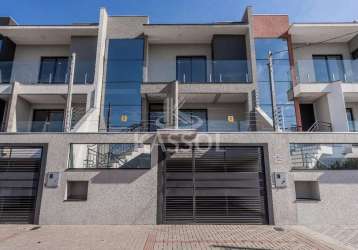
top-left (0, 147), bottom-right (43, 224)
top-left (162, 146), bottom-right (270, 224)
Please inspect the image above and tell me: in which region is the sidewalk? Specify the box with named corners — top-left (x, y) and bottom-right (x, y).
top-left (0, 224), bottom-right (348, 250)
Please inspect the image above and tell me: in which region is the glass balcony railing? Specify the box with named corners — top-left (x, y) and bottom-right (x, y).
top-left (16, 121), bottom-right (64, 132)
top-left (0, 61), bottom-right (95, 85)
top-left (147, 59), bottom-right (252, 83)
top-left (296, 59), bottom-right (358, 84)
top-left (103, 107), bottom-right (274, 133)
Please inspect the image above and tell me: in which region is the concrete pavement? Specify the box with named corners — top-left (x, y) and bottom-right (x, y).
top-left (0, 224), bottom-right (350, 250)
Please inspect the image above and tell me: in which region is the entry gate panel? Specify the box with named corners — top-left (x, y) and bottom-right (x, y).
top-left (163, 146), bottom-right (269, 224)
top-left (0, 147), bottom-right (43, 224)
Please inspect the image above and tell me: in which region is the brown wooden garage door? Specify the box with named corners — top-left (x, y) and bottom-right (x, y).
top-left (0, 147), bottom-right (43, 224)
top-left (162, 146), bottom-right (270, 224)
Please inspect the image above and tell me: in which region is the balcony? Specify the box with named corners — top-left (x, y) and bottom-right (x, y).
top-left (0, 60), bottom-right (95, 85)
top-left (296, 59), bottom-right (358, 84)
top-left (103, 106), bottom-right (274, 133)
top-left (17, 120), bottom-right (64, 133)
top-left (147, 59), bottom-right (252, 84)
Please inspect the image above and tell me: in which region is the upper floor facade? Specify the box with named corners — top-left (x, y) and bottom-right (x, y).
top-left (0, 8), bottom-right (358, 134)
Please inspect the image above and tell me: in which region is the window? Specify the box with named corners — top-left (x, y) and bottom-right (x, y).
top-left (313, 55), bottom-right (344, 82)
top-left (352, 49), bottom-right (358, 60)
top-left (69, 144), bottom-right (151, 169)
top-left (66, 181), bottom-right (88, 201)
top-left (104, 39), bottom-right (144, 131)
top-left (255, 38), bottom-right (296, 131)
top-left (39, 57), bottom-right (69, 84)
top-left (148, 103), bottom-right (164, 132)
top-left (295, 181), bottom-right (320, 201)
top-left (32, 110), bottom-right (64, 132)
top-left (179, 109), bottom-right (208, 132)
top-left (346, 108), bottom-right (355, 132)
top-left (176, 56), bottom-right (207, 83)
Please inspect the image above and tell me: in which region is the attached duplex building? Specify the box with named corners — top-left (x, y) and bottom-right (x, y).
top-left (0, 7), bottom-right (358, 225)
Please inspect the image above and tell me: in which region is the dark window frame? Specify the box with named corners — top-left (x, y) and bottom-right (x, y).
top-left (148, 103), bottom-right (164, 132)
top-left (312, 54), bottom-right (345, 82)
top-left (346, 108), bottom-right (355, 132)
top-left (31, 109), bottom-right (64, 132)
top-left (38, 57), bottom-right (69, 84)
top-left (176, 56), bottom-right (207, 83)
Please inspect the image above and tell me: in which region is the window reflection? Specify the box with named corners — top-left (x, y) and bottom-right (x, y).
top-left (104, 39), bottom-right (144, 131)
top-left (255, 38), bottom-right (296, 131)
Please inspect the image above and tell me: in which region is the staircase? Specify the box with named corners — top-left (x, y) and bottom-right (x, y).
top-left (83, 144), bottom-right (150, 168)
top-left (290, 144), bottom-right (333, 169)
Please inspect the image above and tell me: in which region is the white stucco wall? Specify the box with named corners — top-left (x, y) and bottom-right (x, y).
top-left (313, 95), bottom-right (331, 124)
top-left (148, 44), bottom-right (212, 82)
top-left (12, 45), bottom-right (70, 84)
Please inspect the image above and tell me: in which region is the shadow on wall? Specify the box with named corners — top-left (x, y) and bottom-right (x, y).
top-left (91, 153), bottom-right (152, 184)
top-left (318, 170), bottom-right (358, 184)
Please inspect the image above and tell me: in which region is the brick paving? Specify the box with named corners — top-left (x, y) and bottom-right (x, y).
top-left (0, 224), bottom-right (346, 250)
top-left (309, 225), bottom-right (358, 250)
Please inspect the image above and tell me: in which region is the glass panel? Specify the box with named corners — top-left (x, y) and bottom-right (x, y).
top-left (107, 39), bottom-right (144, 60)
top-left (327, 55), bottom-right (344, 82)
top-left (275, 82), bottom-right (293, 105)
top-left (53, 58), bottom-right (68, 83)
top-left (191, 57), bottom-right (206, 82)
top-left (176, 57), bottom-right (192, 83)
top-left (346, 108), bottom-right (355, 132)
top-left (258, 82), bottom-right (272, 105)
top-left (39, 58), bottom-right (56, 83)
top-left (313, 56), bottom-right (330, 82)
top-left (255, 39), bottom-right (289, 60)
top-left (106, 61), bottom-right (143, 82)
top-left (149, 104), bottom-right (164, 132)
top-left (70, 143), bottom-right (151, 169)
top-left (179, 110), bottom-right (208, 132)
top-left (290, 144), bottom-right (358, 170)
top-left (104, 83), bottom-right (141, 106)
top-left (47, 111), bottom-right (64, 132)
top-left (273, 60), bottom-right (291, 82)
top-left (256, 60), bottom-right (269, 82)
top-left (105, 106), bottom-right (142, 131)
top-left (104, 39), bottom-right (144, 131)
top-left (277, 105), bottom-right (297, 131)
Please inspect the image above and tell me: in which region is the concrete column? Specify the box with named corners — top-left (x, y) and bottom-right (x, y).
top-left (327, 82), bottom-right (349, 132)
top-left (95, 8), bottom-right (109, 131)
top-left (5, 81), bottom-right (19, 132)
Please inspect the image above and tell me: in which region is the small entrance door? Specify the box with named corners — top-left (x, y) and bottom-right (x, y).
top-left (300, 104), bottom-right (316, 131)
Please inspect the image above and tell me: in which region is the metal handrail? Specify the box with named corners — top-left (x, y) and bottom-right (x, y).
top-left (308, 121), bottom-right (332, 132)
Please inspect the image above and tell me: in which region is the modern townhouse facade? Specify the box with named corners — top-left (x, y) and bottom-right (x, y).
top-left (0, 7), bottom-right (358, 225)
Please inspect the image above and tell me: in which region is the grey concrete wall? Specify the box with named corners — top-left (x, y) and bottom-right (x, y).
top-left (1, 133), bottom-right (358, 225)
top-left (12, 45), bottom-right (70, 84)
top-left (148, 44), bottom-right (212, 82)
top-left (106, 16), bottom-right (148, 39)
top-left (15, 96), bottom-right (32, 131)
top-left (349, 35), bottom-right (358, 53)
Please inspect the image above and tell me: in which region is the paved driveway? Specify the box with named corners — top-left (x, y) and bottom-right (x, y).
top-left (0, 225), bottom-right (349, 250)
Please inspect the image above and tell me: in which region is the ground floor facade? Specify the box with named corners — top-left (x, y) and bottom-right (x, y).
top-left (0, 132), bottom-right (358, 226)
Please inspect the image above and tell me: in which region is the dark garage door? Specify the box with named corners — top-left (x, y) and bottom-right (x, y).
top-left (0, 147), bottom-right (43, 224)
top-left (161, 146), bottom-right (270, 224)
